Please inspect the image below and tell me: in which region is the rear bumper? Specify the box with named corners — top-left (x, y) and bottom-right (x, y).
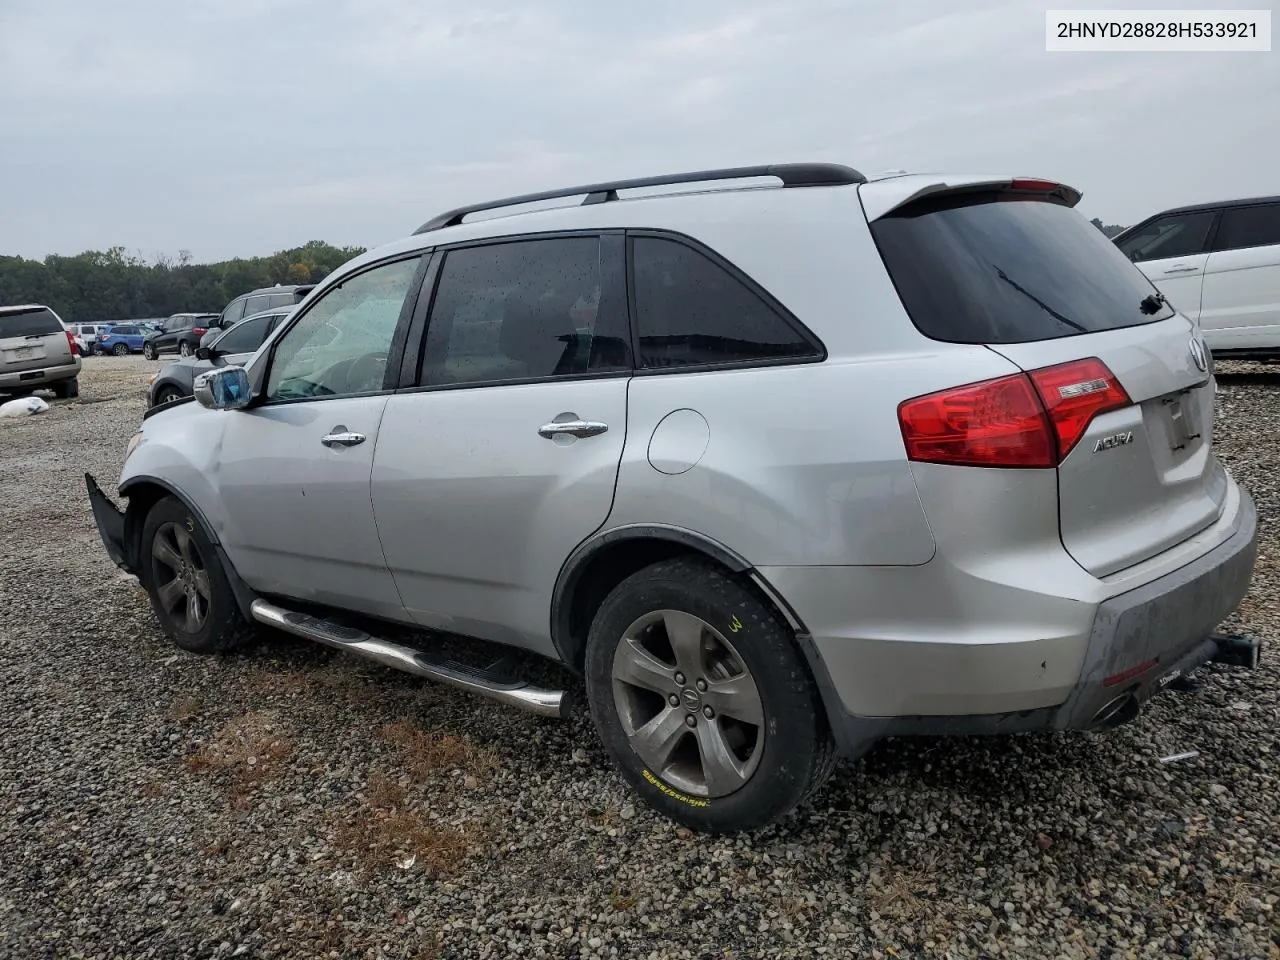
top-left (770, 486), bottom-right (1259, 756)
top-left (0, 357), bottom-right (80, 389)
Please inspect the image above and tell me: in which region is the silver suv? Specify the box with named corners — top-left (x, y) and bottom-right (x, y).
top-left (87, 164), bottom-right (1260, 832)
top-left (1, 304), bottom-right (81, 398)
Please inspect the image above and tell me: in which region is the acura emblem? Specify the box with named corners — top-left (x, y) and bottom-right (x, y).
top-left (1188, 337), bottom-right (1208, 373)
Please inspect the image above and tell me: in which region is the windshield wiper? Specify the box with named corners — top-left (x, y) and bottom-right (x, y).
top-left (992, 265), bottom-right (1088, 333)
top-left (1140, 291), bottom-right (1167, 315)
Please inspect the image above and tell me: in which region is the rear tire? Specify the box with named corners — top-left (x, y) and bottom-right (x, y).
top-left (584, 557), bottom-right (835, 833)
top-left (140, 496), bottom-right (253, 654)
top-left (143, 342), bottom-right (157, 360)
top-left (112, 343), bottom-right (129, 356)
top-left (51, 378), bottom-right (79, 399)
top-left (179, 341), bottom-right (192, 358)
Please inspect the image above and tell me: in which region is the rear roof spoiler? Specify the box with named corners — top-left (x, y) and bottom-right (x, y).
top-left (859, 176), bottom-right (1083, 221)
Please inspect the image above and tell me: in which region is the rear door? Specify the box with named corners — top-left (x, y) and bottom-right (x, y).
top-left (1114, 210), bottom-right (1217, 325)
top-left (1199, 201), bottom-right (1280, 351)
top-left (0, 307), bottom-right (72, 373)
top-left (870, 188), bottom-right (1224, 578)
top-left (372, 234), bottom-right (631, 655)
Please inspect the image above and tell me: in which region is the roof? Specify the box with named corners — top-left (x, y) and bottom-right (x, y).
top-left (1141, 195), bottom-right (1280, 218)
top-left (0, 303), bottom-right (51, 314)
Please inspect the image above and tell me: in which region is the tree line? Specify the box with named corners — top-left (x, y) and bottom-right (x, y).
top-left (0, 241), bottom-right (366, 325)
top-left (1091, 217), bottom-right (1128, 238)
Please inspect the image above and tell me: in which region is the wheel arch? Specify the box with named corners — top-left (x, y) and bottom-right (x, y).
top-left (550, 524), bottom-right (808, 673)
top-left (120, 476), bottom-right (258, 619)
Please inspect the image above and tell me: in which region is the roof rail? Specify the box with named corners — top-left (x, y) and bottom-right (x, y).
top-left (412, 162), bottom-right (866, 234)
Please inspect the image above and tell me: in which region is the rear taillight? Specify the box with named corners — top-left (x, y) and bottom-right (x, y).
top-left (899, 358), bottom-right (1130, 469)
top-left (192, 327), bottom-right (207, 337)
top-left (1028, 358), bottom-right (1131, 460)
top-left (66, 330), bottom-right (79, 356)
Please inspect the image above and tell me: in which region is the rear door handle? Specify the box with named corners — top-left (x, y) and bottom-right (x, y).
top-left (321, 427), bottom-right (366, 448)
top-left (1164, 265), bottom-right (1200, 274)
top-left (538, 419), bottom-right (609, 440)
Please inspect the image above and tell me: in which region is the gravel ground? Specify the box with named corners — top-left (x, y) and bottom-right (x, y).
top-left (0, 356), bottom-right (1276, 960)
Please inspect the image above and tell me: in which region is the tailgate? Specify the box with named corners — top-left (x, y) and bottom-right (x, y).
top-left (990, 318), bottom-right (1225, 576)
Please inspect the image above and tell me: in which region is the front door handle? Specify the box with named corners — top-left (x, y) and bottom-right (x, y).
top-left (1164, 265), bottom-right (1200, 274)
top-left (321, 427), bottom-right (366, 448)
top-left (538, 418), bottom-right (609, 440)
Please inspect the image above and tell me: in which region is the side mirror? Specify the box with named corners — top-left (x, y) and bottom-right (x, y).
top-left (193, 366), bottom-right (251, 410)
top-left (195, 346), bottom-right (212, 361)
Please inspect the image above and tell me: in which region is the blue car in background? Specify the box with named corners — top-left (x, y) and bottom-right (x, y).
top-left (96, 323), bottom-right (149, 356)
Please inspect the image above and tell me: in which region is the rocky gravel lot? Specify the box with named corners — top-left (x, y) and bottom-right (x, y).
top-left (1, 356), bottom-right (1277, 960)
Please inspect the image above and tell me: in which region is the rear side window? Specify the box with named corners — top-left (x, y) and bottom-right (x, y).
top-left (1116, 211), bottom-right (1215, 262)
top-left (422, 237), bottom-right (631, 387)
top-left (630, 236), bottom-right (818, 369)
top-left (1213, 203), bottom-right (1280, 252)
top-left (268, 293), bottom-right (295, 309)
top-left (115, 325), bottom-right (140, 335)
top-left (871, 195), bottom-right (1175, 345)
top-left (0, 308), bottom-right (62, 338)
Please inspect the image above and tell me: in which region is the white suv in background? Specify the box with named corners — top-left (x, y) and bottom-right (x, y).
top-left (1114, 196), bottom-right (1280, 360)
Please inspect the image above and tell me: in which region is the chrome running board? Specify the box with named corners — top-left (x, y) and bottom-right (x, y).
top-left (249, 599), bottom-right (565, 718)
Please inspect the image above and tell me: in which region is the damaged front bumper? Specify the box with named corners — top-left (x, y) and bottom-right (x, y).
top-left (86, 473), bottom-right (133, 574)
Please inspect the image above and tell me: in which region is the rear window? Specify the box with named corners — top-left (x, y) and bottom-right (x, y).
top-left (870, 194), bottom-right (1175, 344)
top-left (0, 307), bottom-right (62, 339)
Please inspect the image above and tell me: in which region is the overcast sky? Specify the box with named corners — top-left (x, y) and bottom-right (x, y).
top-left (1, 0), bottom-right (1276, 262)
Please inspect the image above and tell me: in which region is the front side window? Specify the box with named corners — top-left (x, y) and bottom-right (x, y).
top-left (214, 315), bottom-right (271, 354)
top-left (266, 256), bottom-right (421, 401)
top-left (421, 237), bottom-right (630, 387)
top-left (630, 236), bottom-right (817, 369)
top-left (1116, 211), bottom-right (1215, 262)
top-left (220, 299), bottom-right (247, 327)
top-left (1213, 204), bottom-right (1280, 252)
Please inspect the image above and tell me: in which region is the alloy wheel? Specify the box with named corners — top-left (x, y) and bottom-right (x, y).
top-left (611, 609), bottom-right (765, 798)
top-left (151, 521), bottom-right (212, 633)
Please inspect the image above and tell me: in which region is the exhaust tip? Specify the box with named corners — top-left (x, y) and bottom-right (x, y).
top-left (1091, 692), bottom-right (1140, 730)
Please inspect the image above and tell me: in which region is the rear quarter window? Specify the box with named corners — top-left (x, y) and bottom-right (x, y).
top-left (0, 308), bottom-right (63, 339)
top-left (870, 194), bottom-right (1175, 344)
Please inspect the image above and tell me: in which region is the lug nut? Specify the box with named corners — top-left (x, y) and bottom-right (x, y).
top-left (668, 694), bottom-right (679, 707)
top-left (674, 672), bottom-right (686, 686)
top-left (696, 679), bottom-right (708, 692)
top-left (703, 706), bottom-right (714, 719)
top-left (684, 715), bottom-right (697, 728)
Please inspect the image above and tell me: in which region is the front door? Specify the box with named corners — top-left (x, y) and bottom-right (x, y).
top-left (215, 254), bottom-right (425, 620)
top-left (1118, 209), bottom-right (1217, 325)
top-left (372, 234), bottom-right (632, 656)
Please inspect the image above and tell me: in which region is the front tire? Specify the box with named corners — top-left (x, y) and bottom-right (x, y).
top-left (153, 385), bottom-right (185, 406)
top-left (143, 342), bottom-right (157, 360)
top-left (584, 557), bottom-right (835, 833)
top-left (140, 496), bottom-right (253, 654)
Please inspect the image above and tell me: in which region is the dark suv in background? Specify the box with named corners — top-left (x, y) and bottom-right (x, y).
top-left (199, 284), bottom-right (314, 348)
top-left (142, 313), bottom-right (219, 359)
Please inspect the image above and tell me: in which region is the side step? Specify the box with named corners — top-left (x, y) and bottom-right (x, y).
top-left (249, 599), bottom-right (566, 718)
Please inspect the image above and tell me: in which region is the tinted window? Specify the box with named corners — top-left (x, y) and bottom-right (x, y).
top-left (115, 325), bottom-right (140, 335)
top-left (266, 256), bottom-right (421, 401)
top-left (244, 296), bottom-right (271, 317)
top-left (214, 315), bottom-right (271, 353)
top-left (1116, 211), bottom-right (1215, 262)
top-left (631, 237), bottom-right (815, 369)
top-left (1213, 204), bottom-right (1280, 252)
top-left (220, 299), bottom-right (247, 327)
top-left (268, 292), bottom-right (295, 309)
top-left (871, 196), bottom-right (1174, 345)
top-left (167, 316), bottom-right (191, 330)
top-left (422, 237), bottom-right (630, 387)
top-left (0, 308), bottom-right (62, 338)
